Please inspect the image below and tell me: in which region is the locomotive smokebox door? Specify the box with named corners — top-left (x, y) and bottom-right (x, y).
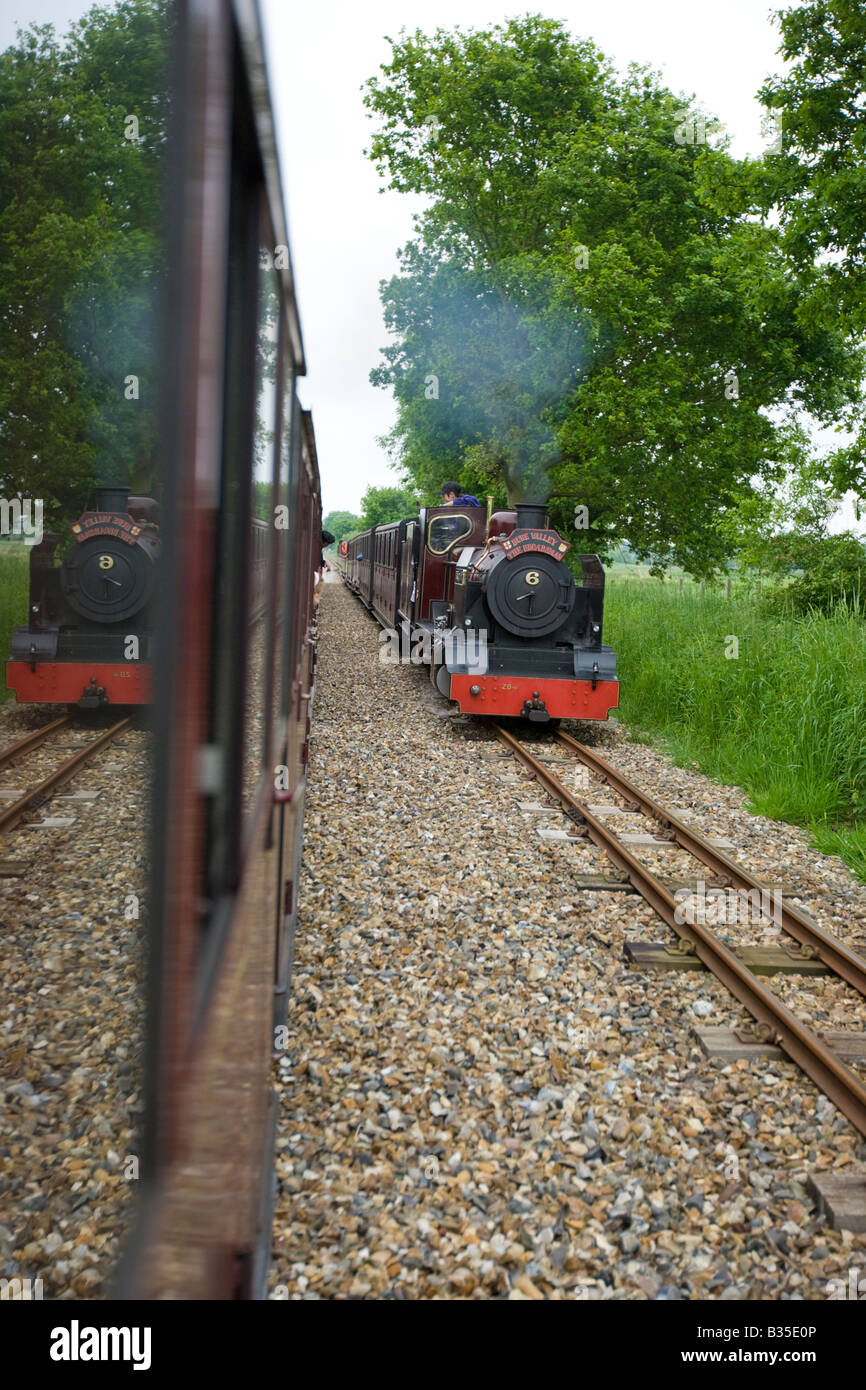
top-left (486, 552), bottom-right (575, 637)
top-left (62, 537), bottom-right (156, 624)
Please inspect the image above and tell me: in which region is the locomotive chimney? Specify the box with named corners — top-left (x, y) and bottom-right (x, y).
top-left (94, 484), bottom-right (131, 514)
top-left (515, 502), bottom-right (547, 530)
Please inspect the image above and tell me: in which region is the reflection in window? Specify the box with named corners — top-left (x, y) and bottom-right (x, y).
top-left (0, 0), bottom-right (170, 1301)
top-left (273, 364), bottom-right (294, 737)
top-left (427, 513), bottom-right (475, 554)
top-left (241, 229), bottom-right (279, 818)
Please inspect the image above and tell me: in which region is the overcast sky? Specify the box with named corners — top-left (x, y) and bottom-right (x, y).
top-left (5, 1), bottom-right (852, 521)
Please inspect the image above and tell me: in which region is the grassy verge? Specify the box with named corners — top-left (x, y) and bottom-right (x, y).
top-left (0, 547), bottom-right (29, 702)
top-left (604, 577), bottom-right (866, 882)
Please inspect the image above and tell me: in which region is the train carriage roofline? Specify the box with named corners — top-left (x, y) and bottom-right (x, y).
top-left (233, 0), bottom-right (305, 376)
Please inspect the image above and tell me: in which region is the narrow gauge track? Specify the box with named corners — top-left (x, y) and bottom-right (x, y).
top-left (0, 716), bottom-right (134, 836)
top-left (494, 722), bottom-right (866, 1138)
top-left (0, 715), bottom-right (72, 772)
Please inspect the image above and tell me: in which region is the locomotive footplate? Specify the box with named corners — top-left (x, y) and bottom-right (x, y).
top-left (5, 660), bottom-right (151, 705)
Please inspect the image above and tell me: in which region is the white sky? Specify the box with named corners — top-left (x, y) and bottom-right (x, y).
top-left (3, 1), bottom-right (857, 525)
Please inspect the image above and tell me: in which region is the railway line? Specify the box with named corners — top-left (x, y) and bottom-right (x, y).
top-left (492, 723), bottom-right (866, 1139)
top-left (268, 580), bottom-right (866, 1302)
top-left (0, 716), bottom-right (134, 840)
top-left (0, 706), bottom-right (149, 1298)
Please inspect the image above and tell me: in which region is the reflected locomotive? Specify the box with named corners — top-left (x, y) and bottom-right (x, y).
top-left (7, 484), bottom-right (159, 706)
top-left (6, 484), bottom-right (272, 707)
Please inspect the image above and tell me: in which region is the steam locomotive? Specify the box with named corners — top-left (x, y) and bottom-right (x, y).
top-left (6, 485), bottom-right (159, 706)
top-left (339, 500), bottom-right (618, 723)
top-left (6, 484), bottom-right (271, 707)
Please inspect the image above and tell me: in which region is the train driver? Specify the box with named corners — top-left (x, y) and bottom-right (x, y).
top-left (439, 482), bottom-right (481, 507)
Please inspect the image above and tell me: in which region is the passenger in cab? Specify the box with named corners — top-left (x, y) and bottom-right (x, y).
top-left (440, 482), bottom-right (481, 507)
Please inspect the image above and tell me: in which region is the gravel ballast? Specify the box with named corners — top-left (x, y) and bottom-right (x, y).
top-left (0, 707), bottom-right (147, 1299)
top-left (269, 578), bottom-right (866, 1300)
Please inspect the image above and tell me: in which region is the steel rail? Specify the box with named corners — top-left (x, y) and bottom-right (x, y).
top-left (0, 716), bottom-right (72, 772)
top-left (495, 723), bottom-right (866, 1138)
top-left (555, 729), bottom-right (866, 999)
top-left (0, 716), bottom-right (134, 836)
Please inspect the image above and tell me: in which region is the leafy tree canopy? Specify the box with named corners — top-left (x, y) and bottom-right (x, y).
top-left (0, 0), bottom-right (170, 522)
top-left (715, 441), bottom-right (866, 612)
top-left (757, 0), bottom-right (866, 494)
top-left (323, 509), bottom-right (362, 542)
top-left (364, 15), bottom-right (865, 574)
top-left (359, 484), bottom-right (419, 528)
top-left (761, 0), bottom-right (866, 326)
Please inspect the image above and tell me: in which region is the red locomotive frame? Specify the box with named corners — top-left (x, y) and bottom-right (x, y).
top-left (6, 661), bottom-right (150, 705)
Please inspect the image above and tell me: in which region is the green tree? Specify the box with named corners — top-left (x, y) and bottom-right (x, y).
top-left (323, 509), bottom-right (362, 542)
top-left (776, 532), bottom-right (866, 614)
top-left (761, 0), bottom-right (866, 326)
top-left (365, 16), bottom-right (864, 573)
top-left (252, 480), bottom-right (272, 522)
top-left (359, 484), bottom-right (418, 528)
top-left (0, 1), bottom-right (170, 522)
top-left (716, 445), bottom-right (866, 613)
top-left (759, 0), bottom-right (866, 494)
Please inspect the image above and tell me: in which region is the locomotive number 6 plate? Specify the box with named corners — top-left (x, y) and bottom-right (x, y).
top-left (99, 555), bottom-right (115, 569)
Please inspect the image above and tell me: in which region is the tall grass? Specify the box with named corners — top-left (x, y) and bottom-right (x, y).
top-left (0, 547), bottom-right (29, 702)
top-left (604, 579), bottom-right (866, 882)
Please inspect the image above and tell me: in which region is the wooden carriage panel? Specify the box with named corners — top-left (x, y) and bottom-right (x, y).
top-left (415, 506), bottom-right (487, 621)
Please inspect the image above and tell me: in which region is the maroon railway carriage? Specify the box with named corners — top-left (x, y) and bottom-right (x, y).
top-left (341, 500), bottom-right (618, 723)
top-left (115, 0), bottom-right (321, 1299)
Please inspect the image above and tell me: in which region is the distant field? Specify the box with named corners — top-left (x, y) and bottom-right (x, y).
top-left (604, 575), bottom-right (866, 882)
top-left (0, 548), bottom-right (29, 702)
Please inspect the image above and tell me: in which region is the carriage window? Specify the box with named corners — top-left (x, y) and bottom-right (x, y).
top-left (241, 215), bottom-right (279, 819)
top-left (427, 513), bottom-right (474, 554)
top-left (273, 365), bottom-right (295, 734)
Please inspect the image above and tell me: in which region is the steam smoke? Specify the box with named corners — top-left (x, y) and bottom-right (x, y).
top-left (413, 260), bottom-right (586, 503)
